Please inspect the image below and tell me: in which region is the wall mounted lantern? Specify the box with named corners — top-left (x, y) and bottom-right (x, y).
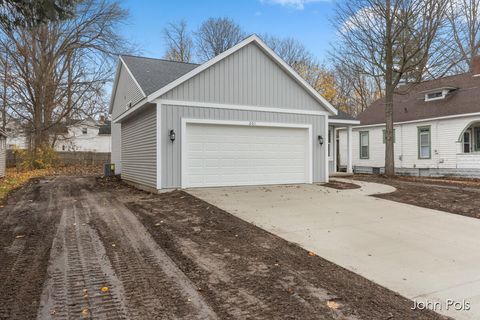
top-left (169, 129), bottom-right (176, 142)
top-left (318, 135), bottom-right (324, 146)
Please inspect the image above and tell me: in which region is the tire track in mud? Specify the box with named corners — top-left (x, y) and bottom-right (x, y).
top-left (37, 177), bottom-right (216, 320)
top-left (37, 178), bottom-right (128, 320)
top-left (84, 188), bottom-right (217, 320)
top-left (0, 178), bottom-right (60, 320)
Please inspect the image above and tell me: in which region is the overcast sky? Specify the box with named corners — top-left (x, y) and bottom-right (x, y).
top-left (119, 0), bottom-right (338, 63)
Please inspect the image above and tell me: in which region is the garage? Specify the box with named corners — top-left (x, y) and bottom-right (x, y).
top-left (182, 120), bottom-right (312, 188)
top-left (111, 35), bottom-right (338, 191)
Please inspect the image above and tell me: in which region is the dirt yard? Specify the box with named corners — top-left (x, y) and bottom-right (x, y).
top-left (354, 174), bottom-right (480, 219)
top-left (0, 176), bottom-right (446, 319)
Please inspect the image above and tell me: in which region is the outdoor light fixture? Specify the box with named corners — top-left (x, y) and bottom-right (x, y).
top-left (318, 135), bottom-right (324, 146)
top-left (169, 129), bottom-right (176, 142)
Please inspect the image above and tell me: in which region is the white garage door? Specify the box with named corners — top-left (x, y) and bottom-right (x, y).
top-left (183, 122), bottom-right (311, 188)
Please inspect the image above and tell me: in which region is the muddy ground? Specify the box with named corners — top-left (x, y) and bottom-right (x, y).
top-left (0, 176), bottom-right (446, 319)
top-left (354, 174), bottom-right (480, 219)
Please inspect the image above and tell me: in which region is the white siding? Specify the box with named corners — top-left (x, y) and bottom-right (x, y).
top-left (54, 125), bottom-right (111, 152)
top-left (111, 63), bottom-right (145, 120)
top-left (121, 105), bottom-right (156, 188)
top-left (161, 43), bottom-right (322, 111)
top-left (339, 116), bottom-right (480, 170)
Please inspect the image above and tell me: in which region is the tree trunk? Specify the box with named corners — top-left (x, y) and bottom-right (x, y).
top-left (384, 0), bottom-right (395, 177)
top-left (384, 82), bottom-right (395, 176)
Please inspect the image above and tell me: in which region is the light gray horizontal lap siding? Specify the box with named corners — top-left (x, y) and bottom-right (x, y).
top-left (121, 105), bottom-right (156, 188)
top-left (161, 104), bottom-right (326, 188)
top-left (112, 64), bottom-right (145, 120)
top-left (161, 43), bottom-right (321, 111)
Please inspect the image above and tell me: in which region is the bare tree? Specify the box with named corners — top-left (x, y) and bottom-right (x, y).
top-left (195, 17), bottom-right (245, 62)
top-left (1, 0), bottom-right (129, 158)
top-left (162, 20), bottom-right (193, 63)
top-left (261, 34), bottom-right (313, 67)
top-left (333, 63), bottom-right (381, 116)
top-left (332, 0), bottom-right (448, 176)
top-left (447, 0), bottom-right (480, 71)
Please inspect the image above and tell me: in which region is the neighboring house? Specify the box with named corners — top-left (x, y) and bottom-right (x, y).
top-left (6, 117), bottom-right (111, 153)
top-left (109, 35), bottom-right (357, 192)
top-left (0, 129), bottom-right (6, 177)
top-left (6, 119), bottom-right (28, 150)
top-left (55, 117), bottom-right (111, 152)
top-left (339, 56), bottom-right (480, 177)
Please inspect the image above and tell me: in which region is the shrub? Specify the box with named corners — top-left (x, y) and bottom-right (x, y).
top-left (14, 145), bottom-right (58, 170)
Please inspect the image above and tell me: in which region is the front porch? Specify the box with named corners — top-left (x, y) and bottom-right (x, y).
top-left (328, 116), bottom-right (359, 177)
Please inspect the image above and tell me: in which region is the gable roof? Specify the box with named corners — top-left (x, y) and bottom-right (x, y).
top-left (330, 109), bottom-right (358, 121)
top-left (120, 55), bottom-right (199, 96)
top-left (112, 35), bottom-right (338, 122)
top-left (358, 72), bottom-right (480, 126)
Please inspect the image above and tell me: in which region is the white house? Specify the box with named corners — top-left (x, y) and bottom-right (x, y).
top-left (339, 56), bottom-right (480, 177)
top-left (54, 118), bottom-right (111, 153)
top-left (6, 117), bottom-right (111, 153)
top-left (5, 119), bottom-right (28, 150)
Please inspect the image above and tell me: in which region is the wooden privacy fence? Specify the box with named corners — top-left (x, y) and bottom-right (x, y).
top-left (7, 150), bottom-right (111, 168)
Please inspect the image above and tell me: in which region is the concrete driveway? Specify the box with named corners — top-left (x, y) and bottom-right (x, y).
top-left (188, 179), bottom-right (480, 320)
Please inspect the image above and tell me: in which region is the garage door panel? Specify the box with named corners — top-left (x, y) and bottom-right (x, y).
top-left (183, 123), bottom-right (310, 187)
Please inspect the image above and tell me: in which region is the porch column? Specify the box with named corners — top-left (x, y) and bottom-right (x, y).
top-left (347, 126), bottom-right (353, 173)
top-left (332, 126), bottom-right (337, 173)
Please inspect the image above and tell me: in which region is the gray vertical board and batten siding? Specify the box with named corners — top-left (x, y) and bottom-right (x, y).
top-left (161, 42), bottom-right (322, 111)
top-left (158, 41), bottom-right (329, 188)
top-left (121, 105), bottom-right (156, 188)
top-left (111, 63), bottom-right (146, 174)
top-left (160, 104), bottom-right (326, 189)
top-left (111, 64), bottom-right (145, 119)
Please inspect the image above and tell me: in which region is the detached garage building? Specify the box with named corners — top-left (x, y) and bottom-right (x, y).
top-left (109, 35), bottom-right (352, 191)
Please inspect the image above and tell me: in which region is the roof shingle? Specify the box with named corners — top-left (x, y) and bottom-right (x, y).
top-left (120, 55), bottom-right (199, 96)
top-left (358, 72), bottom-right (480, 125)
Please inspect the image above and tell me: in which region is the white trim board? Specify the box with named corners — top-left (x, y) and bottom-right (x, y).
top-left (351, 112), bottom-right (480, 129)
top-left (112, 97), bottom-right (148, 123)
top-left (156, 103), bottom-right (162, 189)
top-left (180, 118), bottom-right (314, 188)
top-left (158, 99), bottom-right (329, 116)
top-left (328, 119), bottom-right (360, 125)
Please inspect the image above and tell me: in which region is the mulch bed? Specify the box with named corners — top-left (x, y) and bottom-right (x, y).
top-left (323, 180), bottom-right (361, 190)
top-left (354, 174), bottom-right (480, 219)
top-left (97, 177), bottom-right (446, 320)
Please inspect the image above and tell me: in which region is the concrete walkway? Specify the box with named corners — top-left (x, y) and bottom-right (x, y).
top-left (188, 180), bottom-right (480, 320)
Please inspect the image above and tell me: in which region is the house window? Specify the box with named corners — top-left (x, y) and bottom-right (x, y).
top-left (475, 127), bottom-right (480, 151)
top-left (359, 131), bottom-right (369, 159)
top-left (382, 129), bottom-right (396, 144)
top-left (418, 126), bottom-right (431, 159)
top-left (425, 92), bottom-right (443, 101)
top-left (62, 145), bottom-right (66, 151)
top-left (463, 130), bottom-right (471, 153)
top-left (82, 127), bottom-right (87, 135)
